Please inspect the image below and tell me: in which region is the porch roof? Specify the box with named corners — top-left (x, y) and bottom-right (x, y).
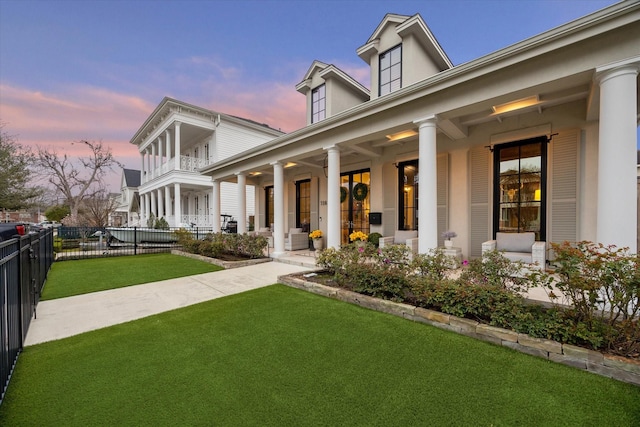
top-left (199, 2), bottom-right (640, 181)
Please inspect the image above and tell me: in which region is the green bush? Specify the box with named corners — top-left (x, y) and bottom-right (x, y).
top-left (178, 232), bottom-right (267, 260)
top-left (367, 232), bottom-right (382, 247)
top-left (313, 241), bottom-right (639, 357)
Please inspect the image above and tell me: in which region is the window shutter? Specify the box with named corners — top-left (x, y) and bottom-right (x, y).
top-left (437, 153), bottom-right (449, 247)
top-left (549, 130), bottom-right (579, 245)
top-left (470, 146), bottom-right (490, 257)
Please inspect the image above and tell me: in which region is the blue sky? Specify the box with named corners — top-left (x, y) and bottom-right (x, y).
top-left (0, 0), bottom-right (633, 190)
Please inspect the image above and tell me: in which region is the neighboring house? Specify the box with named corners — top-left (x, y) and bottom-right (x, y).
top-left (111, 168), bottom-right (141, 226)
top-left (130, 97), bottom-right (283, 230)
top-left (200, 3), bottom-right (640, 258)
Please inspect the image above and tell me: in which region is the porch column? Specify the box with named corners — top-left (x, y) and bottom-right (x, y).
top-left (157, 188), bottom-right (164, 219)
top-left (165, 130), bottom-right (172, 168)
top-left (271, 161), bottom-right (285, 257)
top-left (236, 173), bottom-right (247, 234)
top-left (325, 145), bottom-right (341, 249)
top-left (596, 59), bottom-right (639, 252)
top-left (212, 179), bottom-right (221, 232)
top-left (145, 193), bottom-right (151, 226)
top-left (174, 183), bottom-right (182, 226)
top-left (414, 115), bottom-right (439, 252)
top-left (164, 186), bottom-right (172, 218)
top-left (151, 142), bottom-right (156, 178)
top-left (150, 190), bottom-right (157, 219)
top-left (174, 121), bottom-right (181, 171)
top-left (139, 193), bottom-right (145, 224)
top-left (158, 136), bottom-right (164, 167)
top-left (140, 152), bottom-right (145, 184)
top-left (146, 148), bottom-right (151, 180)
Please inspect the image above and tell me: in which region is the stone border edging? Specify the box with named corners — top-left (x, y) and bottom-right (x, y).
top-left (171, 250), bottom-right (271, 269)
top-left (279, 273), bottom-right (640, 387)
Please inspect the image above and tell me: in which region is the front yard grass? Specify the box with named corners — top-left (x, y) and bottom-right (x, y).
top-left (41, 253), bottom-right (223, 300)
top-left (2, 285), bottom-right (638, 426)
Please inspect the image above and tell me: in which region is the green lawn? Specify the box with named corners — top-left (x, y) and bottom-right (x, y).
top-left (2, 285), bottom-right (638, 426)
top-left (41, 253), bottom-right (223, 300)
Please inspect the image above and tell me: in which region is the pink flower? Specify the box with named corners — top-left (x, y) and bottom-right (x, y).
top-left (358, 247), bottom-right (364, 253)
top-left (462, 260), bottom-right (469, 266)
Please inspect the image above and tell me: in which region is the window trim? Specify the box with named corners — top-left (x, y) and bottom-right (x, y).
top-left (492, 136), bottom-right (548, 240)
top-left (311, 84), bottom-right (326, 123)
top-left (379, 44), bottom-right (402, 96)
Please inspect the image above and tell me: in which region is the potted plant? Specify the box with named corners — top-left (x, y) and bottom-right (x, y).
top-left (309, 229), bottom-right (323, 250)
top-left (349, 231), bottom-right (368, 248)
top-left (441, 230), bottom-right (457, 248)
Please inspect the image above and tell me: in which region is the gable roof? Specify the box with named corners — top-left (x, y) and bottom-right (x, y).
top-left (123, 168), bottom-right (141, 188)
top-left (296, 61), bottom-right (370, 98)
top-left (357, 13), bottom-right (453, 70)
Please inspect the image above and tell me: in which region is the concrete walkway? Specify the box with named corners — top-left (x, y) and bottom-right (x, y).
top-left (25, 254), bottom-right (316, 346)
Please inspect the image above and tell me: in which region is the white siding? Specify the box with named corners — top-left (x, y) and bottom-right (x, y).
top-left (215, 122), bottom-right (275, 162)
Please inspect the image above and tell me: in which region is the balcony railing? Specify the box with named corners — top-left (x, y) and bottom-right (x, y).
top-left (143, 156), bottom-right (210, 183)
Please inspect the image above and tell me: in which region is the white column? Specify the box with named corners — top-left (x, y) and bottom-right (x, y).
top-left (157, 188), bottom-right (164, 219)
top-left (151, 142), bottom-right (156, 178)
top-left (145, 193), bottom-right (151, 226)
top-left (325, 145), bottom-right (341, 249)
top-left (140, 152), bottom-right (145, 183)
top-left (271, 161), bottom-right (285, 256)
top-left (414, 115), bottom-right (439, 252)
top-left (165, 186), bottom-right (172, 218)
top-left (150, 190), bottom-right (157, 219)
top-left (596, 60), bottom-right (639, 252)
top-left (236, 173), bottom-right (247, 234)
top-left (174, 121), bottom-right (182, 171)
top-left (158, 136), bottom-right (164, 167)
top-left (165, 130), bottom-right (172, 168)
top-left (174, 183), bottom-right (182, 225)
top-left (212, 179), bottom-right (221, 232)
top-left (146, 148), bottom-right (151, 180)
top-left (139, 193), bottom-right (145, 224)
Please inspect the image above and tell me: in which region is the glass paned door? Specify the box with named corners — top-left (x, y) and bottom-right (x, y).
top-left (296, 179), bottom-right (311, 232)
top-left (398, 160), bottom-right (418, 230)
top-left (340, 170), bottom-right (371, 244)
top-left (494, 137), bottom-right (547, 240)
top-left (264, 186), bottom-right (274, 230)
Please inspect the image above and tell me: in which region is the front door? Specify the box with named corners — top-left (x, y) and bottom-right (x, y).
top-left (340, 169), bottom-right (370, 244)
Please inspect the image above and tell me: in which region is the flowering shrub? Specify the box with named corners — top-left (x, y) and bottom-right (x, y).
top-left (180, 232), bottom-right (267, 259)
top-left (349, 231), bottom-right (368, 242)
top-left (311, 241), bottom-right (639, 358)
top-left (309, 229), bottom-right (323, 239)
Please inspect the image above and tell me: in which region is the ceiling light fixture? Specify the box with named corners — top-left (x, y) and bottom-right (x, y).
top-left (492, 95), bottom-right (540, 115)
top-left (385, 130), bottom-right (418, 142)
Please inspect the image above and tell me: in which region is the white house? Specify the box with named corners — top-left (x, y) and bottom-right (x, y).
top-left (200, 2), bottom-right (639, 259)
top-left (130, 97), bottom-right (283, 231)
top-left (111, 168), bottom-right (141, 227)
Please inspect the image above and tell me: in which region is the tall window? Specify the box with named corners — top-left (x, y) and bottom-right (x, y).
top-left (265, 186), bottom-right (274, 229)
top-left (398, 160), bottom-right (418, 230)
top-left (379, 44), bottom-right (402, 96)
top-left (493, 137), bottom-right (547, 240)
top-left (311, 85), bottom-right (326, 123)
top-left (296, 179), bottom-right (311, 232)
top-left (340, 170), bottom-right (370, 244)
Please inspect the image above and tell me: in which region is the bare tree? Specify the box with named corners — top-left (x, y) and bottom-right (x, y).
top-left (35, 140), bottom-right (122, 225)
top-left (80, 188), bottom-right (120, 227)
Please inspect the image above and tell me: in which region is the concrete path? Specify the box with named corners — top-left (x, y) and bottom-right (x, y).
top-left (25, 260), bottom-right (312, 346)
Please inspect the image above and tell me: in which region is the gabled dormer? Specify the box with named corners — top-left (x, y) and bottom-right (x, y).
top-left (296, 60), bottom-right (370, 126)
top-left (357, 13), bottom-right (453, 100)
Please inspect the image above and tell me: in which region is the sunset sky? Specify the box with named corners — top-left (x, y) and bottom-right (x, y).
top-left (0, 0), bottom-right (630, 192)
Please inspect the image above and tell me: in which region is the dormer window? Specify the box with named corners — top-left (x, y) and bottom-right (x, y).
top-left (311, 84), bottom-right (326, 123)
top-left (379, 44), bottom-right (402, 96)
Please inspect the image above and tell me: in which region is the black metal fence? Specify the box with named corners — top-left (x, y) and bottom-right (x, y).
top-left (53, 226), bottom-right (215, 260)
top-left (1, 228), bottom-right (54, 405)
